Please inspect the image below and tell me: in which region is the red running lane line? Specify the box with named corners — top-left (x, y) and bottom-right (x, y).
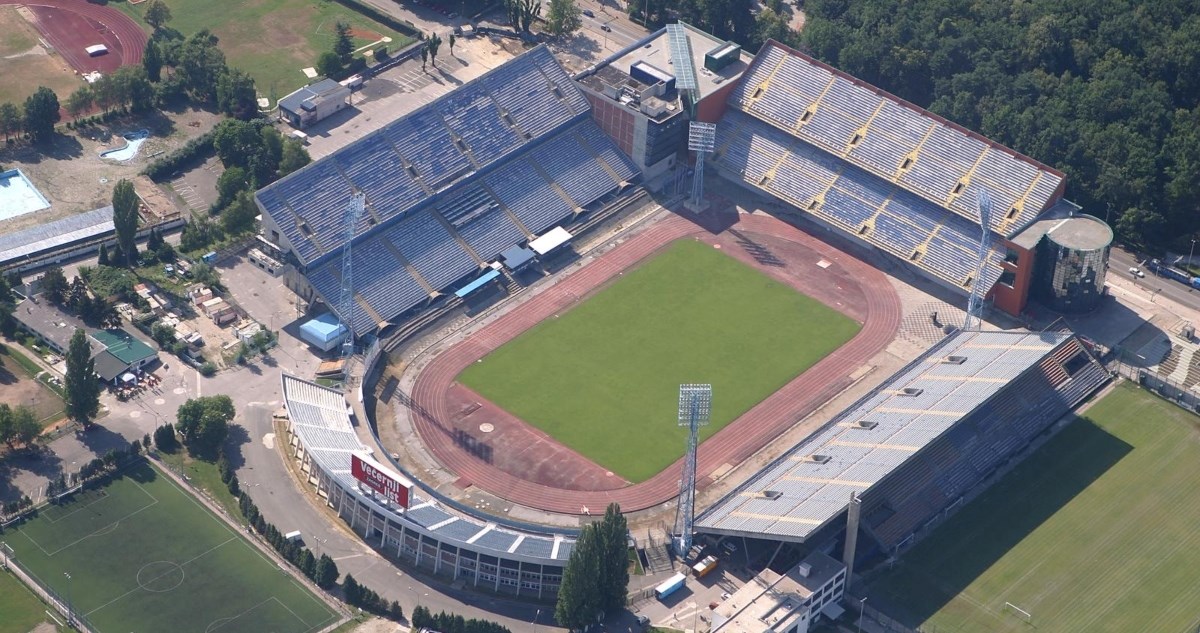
top-left (0, 0), bottom-right (147, 74)
top-left (406, 213), bottom-right (902, 514)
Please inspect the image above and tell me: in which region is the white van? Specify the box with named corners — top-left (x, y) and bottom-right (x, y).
top-left (285, 530), bottom-right (302, 542)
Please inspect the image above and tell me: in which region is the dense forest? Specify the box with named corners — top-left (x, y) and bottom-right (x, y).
top-left (794, 0), bottom-right (1200, 251)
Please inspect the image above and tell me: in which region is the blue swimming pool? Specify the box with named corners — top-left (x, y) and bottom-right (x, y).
top-left (100, 129), bottom-right (150, 161)
top-left (0, 169), bottom-right (51, 220)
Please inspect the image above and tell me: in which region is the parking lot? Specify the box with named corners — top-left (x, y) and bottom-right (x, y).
top-left (214, 250), bottom-right (326, 377)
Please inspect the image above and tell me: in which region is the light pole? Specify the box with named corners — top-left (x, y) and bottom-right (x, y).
top-left (857, 596), bottom-right (867, 633)
top-left (1189, 239), bottom-right (1197, 272)
top-left (532, 608), bottom-right (541, 633)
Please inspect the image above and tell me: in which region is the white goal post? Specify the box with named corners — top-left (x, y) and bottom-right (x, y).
top-left (1004, 601), bottom-right (1033, 623)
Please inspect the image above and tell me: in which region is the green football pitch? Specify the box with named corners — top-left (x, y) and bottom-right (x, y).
top-left (2, 461), bottom-right (340, 633)
top-left (871, 382), bottom-right (1200, 633)
top-left (459, 239), bottom-right (861, 483)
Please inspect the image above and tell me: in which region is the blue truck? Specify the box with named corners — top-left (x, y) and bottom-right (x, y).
top-left (1146, 259), bottom-right (1200, 288)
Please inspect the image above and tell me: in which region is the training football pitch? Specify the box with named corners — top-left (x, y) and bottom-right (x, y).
top-left (872, 382), bottom-right (1200, 633)
top-left (459, 239), bottom-right (860, 482)
top-left (2, 461), bottom-right (339, 633)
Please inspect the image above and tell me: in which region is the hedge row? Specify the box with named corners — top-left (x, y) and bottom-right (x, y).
top-left (143, 130), bottom-right (216, 182)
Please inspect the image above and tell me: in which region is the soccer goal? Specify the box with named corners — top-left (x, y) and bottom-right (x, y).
top-left (1004, 601), bottom-right (1033, 624)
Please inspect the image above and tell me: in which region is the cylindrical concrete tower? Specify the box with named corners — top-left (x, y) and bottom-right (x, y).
top-left (1032, 213), bottom-right (1112, 313)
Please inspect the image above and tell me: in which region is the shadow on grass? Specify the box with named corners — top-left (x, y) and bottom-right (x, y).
top-left (869, 415), bottom-right (1132, 626)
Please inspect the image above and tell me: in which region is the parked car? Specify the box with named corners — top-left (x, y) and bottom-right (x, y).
top-left (583, 9), bottom-right (594, 17)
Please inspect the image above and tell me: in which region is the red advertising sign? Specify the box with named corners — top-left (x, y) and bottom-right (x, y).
top-left (351, 453), bottom-right (412, 508)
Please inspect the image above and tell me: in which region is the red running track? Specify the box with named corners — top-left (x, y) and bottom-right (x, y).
top-left (1, 0), bottom-right (147, 74)
top-left (406, 212), bottom-right (902, 514)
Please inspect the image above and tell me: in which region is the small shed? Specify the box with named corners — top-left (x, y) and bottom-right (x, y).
top-left (278, 78), bottom-right (352, 129)
top-left (300, 312), bottom-right (349, 352)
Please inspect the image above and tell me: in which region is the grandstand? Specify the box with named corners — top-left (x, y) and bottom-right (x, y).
top-left (709, 41), bottom-right (1072, 314)
top-left (282, 373), bottom-right (574, 597)
top-left (695, 330), bottom-right (1109, 555)
top-left (256, 46), bottom-right (640, 337)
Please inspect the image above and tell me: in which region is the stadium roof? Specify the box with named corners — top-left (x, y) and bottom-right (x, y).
top-left (727, 41), bottom-right (1065, 238)
top-left (256, 45), bottom-right (591, 267)
top-left (281, 373), bottom-right (575, 564)
top-left (695, 329), bottom-right (1074, 542)
top-left (0, 206), bottom-right (113, 267)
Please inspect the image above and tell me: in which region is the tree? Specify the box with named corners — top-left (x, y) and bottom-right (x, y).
top-left (64, 329), bottom-right (101, 428)
top-left (333, 21), bottom-right (354, 62)
top-left (316, 51), bottom-right (343, 80)
top-left (177, 30), bottom-right (227, 101)
top-left (144, 39), bottom-right (163, 82)
top-left (0, 404), bottom-right (13, 448)
top-left (596, 503), bottom-right (629, 613)
top-left (175, 395), bottom-right (234, 459)
top-left (547, 0), bottom-right (583, 36)
top-left (222, 190), bottom-right (260, 235)
top-left (343, 574), bottom-right (362, 605)
top-left (427, 33), bottom-right (443, 68)
top-left (65, 85), bottom-right (94, 120)
top-left (0, 273), bottom-right (13, 335)
top-left (420, 46), bottom-right (428, 72)
top-left (97, 243), bottom-right (110, 267)
top-left (0, 101), bottom-right (21, 141)
top-left (67, 276), bottom-right (89, 313)
top-left (23, 87), bottom-right (60, 144)
top-left (505, 0), bottom-right (541, 33)
top-left (216, 68), bottom-right (258, 120)
top-left (153, 423), bottom-right (178, 452)
top-left (144, 0), bottom-right (172, 30)
top-left (112, 179), bottom-right (140, 267)
top-left (40, 266), bottom-right (68, 304)
top-left (555, 523), bottom-right (600, 630)
top-left (314, 553), bottom-right (339, 588)
top-left (10, 406), bottom-right (39, 450)
top-left (215, 166), bottom-right (249, 209)
top-left (449, 33), bottom-right (456, 56)
top-left (278, 139), bottom-right (311, 177)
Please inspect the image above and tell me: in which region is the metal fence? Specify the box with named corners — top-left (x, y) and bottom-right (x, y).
top-left (1, 542), bottom-right (99, 633)
top-left (1111, 353), bottom-right (1200, 415)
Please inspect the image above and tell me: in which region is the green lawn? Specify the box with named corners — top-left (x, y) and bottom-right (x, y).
top-left (459, 239), bottom-right (860, 482)
top-left (872, 382), bottom-right (1200, 633)
top-left (2, 461), bottom-right (340, 633)
top-left (0, 569), bottom-right (58, 633)
top-left (117, 0), bottom-right (416, 98)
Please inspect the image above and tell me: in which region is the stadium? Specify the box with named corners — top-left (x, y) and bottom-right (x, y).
top-left (259, 25), bottom-right (1114, 602)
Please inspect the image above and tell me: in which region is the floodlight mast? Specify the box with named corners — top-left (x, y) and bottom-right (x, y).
top-left (338, 192), bottom-right (366, 368)
top-left (667, 23), bottom-right (717, 209)
top-left (963, 188), bottom-right (993, 332)
top-left (674, 383), bottom-right (711, 555)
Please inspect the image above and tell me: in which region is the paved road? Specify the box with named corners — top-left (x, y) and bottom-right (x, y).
top-left (1109, 248), bottom-right (1200, 314)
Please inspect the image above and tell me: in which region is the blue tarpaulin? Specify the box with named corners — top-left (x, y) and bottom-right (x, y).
top-left (455, 269), bottom-right (501, 298)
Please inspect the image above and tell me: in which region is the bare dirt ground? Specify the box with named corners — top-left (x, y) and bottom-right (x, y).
top-left (0, 107), bottom-right (222, 233)
top-left (0, 344), bottom-right (64, 426)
